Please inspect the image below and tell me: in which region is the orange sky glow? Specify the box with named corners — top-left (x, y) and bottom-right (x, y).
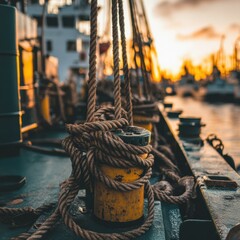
top-left (144, 0), bottom-right (240, 76)
top-left (49, 0), bottom-right (240, 78)
top-left (98, 0), bottom-right (240, 79)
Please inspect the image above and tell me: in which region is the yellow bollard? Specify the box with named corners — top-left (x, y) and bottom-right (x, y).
top-left (94, 127), bottom-right (151, 224)
top-left (40, 94), bottom-right (51, 124)
top-left (133, 115), bottom-right (153, 132)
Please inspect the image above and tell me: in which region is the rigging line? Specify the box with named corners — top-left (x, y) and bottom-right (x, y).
top-left (139, 0), bottom-right (151, 40)
top-left (129, 0), bottom-right (149, 99)
top-left (133, 1), bottom-right (153, 96)
top-left (112, 0), bottom-right (122, 119)
top-left (128, 0), bottom-right (142, 98)
top-left (118, 0), bottom-right (133, 125)
top-left (138, 0), bottom-right (161, 81)
top-left (131, 0), bottom-right (150, 98)
top-left (131, 0), bottom-right (152, 100)
top-left (86, 0), bottom-right (98, 122)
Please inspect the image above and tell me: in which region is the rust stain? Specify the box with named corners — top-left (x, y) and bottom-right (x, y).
top-left (114, 175), bottom-right (123, 182)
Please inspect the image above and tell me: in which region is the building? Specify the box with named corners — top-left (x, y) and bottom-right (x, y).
top-left (27, 0), bottom-right (90, 88)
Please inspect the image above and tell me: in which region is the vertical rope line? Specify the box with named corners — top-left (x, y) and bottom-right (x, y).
top-left (86, 0), bottom-right (98, 122)
top-left (118, 0), bottom-right (133, 125)
top-left (131, 0), bottom-right (152, 101)
top-left (140, 0), bottom-right (151, 39)
top-left (129, 0), bottom-right (149, 100)
top-left (133, 51), bottom-right (142, 98)
top-left (132, 1), bottom-right (149, 99)
top-left (129, 0), bottom-right (142, 98)
top-left (112, 0), bottom-right (121, 120)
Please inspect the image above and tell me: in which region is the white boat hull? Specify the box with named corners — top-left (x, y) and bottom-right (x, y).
top-left (194, 80), bottom-right (235, 102)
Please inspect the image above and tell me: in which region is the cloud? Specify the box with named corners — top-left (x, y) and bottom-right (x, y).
top-left (176, 26), bottom-right (223, 40)
top-left (155, 0), bottom-right (234, 16)
top-left (228, 23), bottom-right (240, 32)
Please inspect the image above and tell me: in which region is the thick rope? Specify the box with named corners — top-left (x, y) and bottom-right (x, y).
top-left (118, 0), bottom-right (133, 125)
top-left (3, 107), bottom-right (194, 240)
top-left (112, 0), bottom-right (122, 120)
top-left (0, 1), bottom-right (195, 239)
top-left (86, 0), bottom-right (98, 122)
top-left (0, 202), bottom-right (56, 221)
top-left (1, 203), bottom-right (57, 240)
top-left (153, 176), bottom-right (194, 205)
top-left (19, 106), bottom-right (154, 240)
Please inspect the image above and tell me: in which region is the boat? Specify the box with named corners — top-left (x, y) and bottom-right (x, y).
top-left (228, 70), bottom-right (240, 103)
top-left (194, 66), bottom-right (235, 102)
top-left (234, 80), bottom-right (240, 103)
top-left (194, 36), bottom-right (235, 103)
top-left (194, 36), bottom-right (234, 102)
top-left (0, 1), bottom-right (240, 240)
top-left (175, 66), bottom-right (198, 97)
top-left (228, 36), bottom-right (240, 103)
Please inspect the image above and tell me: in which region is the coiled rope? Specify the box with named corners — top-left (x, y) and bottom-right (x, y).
top-left (0, 1), bottom-right (194, 239)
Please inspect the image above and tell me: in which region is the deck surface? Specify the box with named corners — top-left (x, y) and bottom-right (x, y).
top-left (164, 112), bottom-right (240, 240)
top-left (0, 130), bottom-right (181, 240)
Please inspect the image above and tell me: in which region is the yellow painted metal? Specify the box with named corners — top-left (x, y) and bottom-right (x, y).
top-left (133, 115), bottom-right (153, 132)
top-left (135, 122), bottom-right (153, 132)
top-left (21, 123), bottom-right (38, 133)
top-left (21, 43), bottom-right (34, 85)
top-left (40, 94), bottom-right (51, 124)
top-left (94, 153), bottom-right (148, 223)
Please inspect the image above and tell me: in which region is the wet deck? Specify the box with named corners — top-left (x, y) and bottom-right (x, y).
top-left (0, 130), bottom-right (181, 240)
top-left (1, 108), bottom-right (240, 240)
top-left (162, 109), bottom-right (240, 240)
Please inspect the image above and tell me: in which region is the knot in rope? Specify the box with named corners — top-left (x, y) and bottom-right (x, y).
top-left (41, 106), bottom-right (155, 240)
top-left (63, 106), bottom-right (154, 193)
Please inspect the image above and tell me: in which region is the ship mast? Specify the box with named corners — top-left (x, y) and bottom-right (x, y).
top-left (129, 0), bottom-right (161, 84)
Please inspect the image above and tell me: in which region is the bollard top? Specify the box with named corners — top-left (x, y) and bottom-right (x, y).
top-left (113, 126), bottom-right (151, 146)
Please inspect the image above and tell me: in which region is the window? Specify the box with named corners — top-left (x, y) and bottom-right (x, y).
top-left (78, 20), bottom-right (90, 35)
top-left (78, 15), bottom-right (89, 21)
top-left (46, 16), bottom-right (58, 27)
top-left (33, 15), bottom-right (42, 27)
top-left (80, 52), bottom-right (86, 61)
top-left (31, 0), bottom-right (40, 3)
top-left (46, 40), bottom-right (52, 52)
top-left (62, 16), bottom-right (75, 28)
top-left (66, 40), bottom-right (76, 52)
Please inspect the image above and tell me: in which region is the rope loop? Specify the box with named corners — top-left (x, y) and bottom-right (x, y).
top-left (0, 0), bottom-right (195, 239)
top-left (56, 105), bottom-right (156, 239)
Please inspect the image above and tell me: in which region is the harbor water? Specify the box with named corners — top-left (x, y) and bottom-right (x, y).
top-left (166, 96), bottom-right (240, 168)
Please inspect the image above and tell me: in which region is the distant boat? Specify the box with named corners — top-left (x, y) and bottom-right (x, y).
top-left (230, 35), bottom-right (240, 102)
top-left (194, 66), bottom-right (234, 102)
top-left (229, 70), bottom-right (240, 102)
top-left (195, 78), bottom-right (234, 102)
top-left (175, 67), bottom-right (197, 97)
top-left (234, 84), bottom-right (240, 102)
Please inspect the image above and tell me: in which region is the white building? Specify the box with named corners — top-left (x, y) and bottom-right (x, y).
top-left (27, 0), bottom-right (90, 87)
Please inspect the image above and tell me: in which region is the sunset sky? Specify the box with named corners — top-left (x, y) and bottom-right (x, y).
top-left (143, 0), bottom-right (240, 74)
top-left (49, 0), bottom-right (240, 75)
